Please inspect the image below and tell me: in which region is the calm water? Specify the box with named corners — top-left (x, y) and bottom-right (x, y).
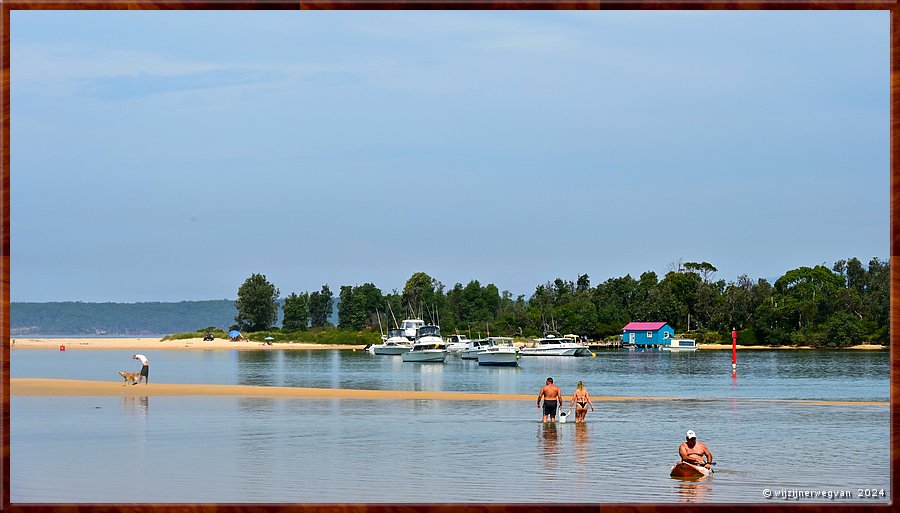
top-left (11, 348), bottom-right (890, 503)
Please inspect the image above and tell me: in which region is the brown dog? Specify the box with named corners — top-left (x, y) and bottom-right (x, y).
top-left (118, 371), bottom-right (139, 386)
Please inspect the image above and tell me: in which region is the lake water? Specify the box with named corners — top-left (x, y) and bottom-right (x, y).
top-left (10, 348), bottom-right (891, 503)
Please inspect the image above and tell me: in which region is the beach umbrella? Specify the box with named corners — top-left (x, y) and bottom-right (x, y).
top-left (228, 330), bottom-right (241, 340)
top-left (264, 336), bottom-right (274, 341)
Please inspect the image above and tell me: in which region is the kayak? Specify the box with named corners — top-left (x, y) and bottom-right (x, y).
top-left (669, 461), bottom-right (711, 478)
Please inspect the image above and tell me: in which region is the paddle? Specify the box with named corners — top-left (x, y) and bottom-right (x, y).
top-left (682, 461), bottom-right (716, 474)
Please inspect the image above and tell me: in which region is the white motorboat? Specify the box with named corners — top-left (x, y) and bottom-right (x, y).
top-left (459, 338), bottom-right (494, 360)
top-left (519, 334), bottom-right (592, 357)
top-left (445, 334), bottom-right (470, 353)
top-left (401, 325), bottom-right (448, 363)
top-left (399, 318), bottom-right (425, 338)
top-left (664, 338), bottom-right (698, 351)
top-left (477, 337), bottom-right (519, 366)
top-left (372, 328), bottom-right (413, 355)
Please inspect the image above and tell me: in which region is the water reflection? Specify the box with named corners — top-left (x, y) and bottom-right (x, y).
top-left (410, 363), bottom-right (444, 392)
top-left (538, 422), bottom-right (561, 474)
top-left (674, 478), bottom-right (712, 502)
top-left (237, 350), bottom-right (280, 386)
top-left (573, 423), bottom-right (591, 471)
top-left (121, 395), bottom-right (149, 418)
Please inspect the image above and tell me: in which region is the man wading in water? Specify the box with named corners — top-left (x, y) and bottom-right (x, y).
top-left (537, 377), bottom-right (563, 422)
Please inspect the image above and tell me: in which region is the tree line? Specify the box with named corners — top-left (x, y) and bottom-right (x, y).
top-left (234, 256), bottom-right (889, 348)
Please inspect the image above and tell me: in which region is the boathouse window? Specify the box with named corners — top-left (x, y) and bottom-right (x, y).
top-left (647, 331), bottom-right (653, 338)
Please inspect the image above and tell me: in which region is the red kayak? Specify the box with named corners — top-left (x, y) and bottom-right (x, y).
top-left (670, 461), bottom-right (711, 478)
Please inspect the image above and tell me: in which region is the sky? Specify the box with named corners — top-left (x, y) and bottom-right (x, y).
top-left (9, 10), bottom-right (889, 303)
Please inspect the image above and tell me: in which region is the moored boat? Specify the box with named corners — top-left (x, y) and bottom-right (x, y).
top-left (372, 328), bottom-right (413, 355)
top-left (519, 334), bottom-right (592, 357)
top-left (664, 338), bottom-right (698, 351)
top-left (459, 338), bottom-right (494, 360)
top-left (445, 334), bottom-right (470, 353)
top-left (401, 325), bottom-right (448, 363)
top-left (669, 461), bottom-right (711, 478)
top-left (477, 337), bottom-right (519, 367)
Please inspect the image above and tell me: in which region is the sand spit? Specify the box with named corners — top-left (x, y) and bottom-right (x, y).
top-left (10, 337), bottom-right (366, 351)
top-left (10, 379), bottom-right (887, 406)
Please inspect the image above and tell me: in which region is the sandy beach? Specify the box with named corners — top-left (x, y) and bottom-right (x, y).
top-left (9, 337), bottom-right (367, 351)
top-left (698, 343), bottom-right (887, 350)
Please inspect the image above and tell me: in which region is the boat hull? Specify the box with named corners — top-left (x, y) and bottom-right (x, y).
top-left (401, 351), bottom-right (447, 363)
top-left (460, 350), bottom-right (483, 360)
top-left (477, 355), bottom-right (518, 366)
top-left (519, 347), bottom-right (591, 357)
top-left (373, 346), bottom-right (411, 355)
top-left (669, 461), bottom-right (710, 478)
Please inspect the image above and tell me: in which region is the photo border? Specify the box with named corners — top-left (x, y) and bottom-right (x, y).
top-left (1, 2), bottom-right (896, 513)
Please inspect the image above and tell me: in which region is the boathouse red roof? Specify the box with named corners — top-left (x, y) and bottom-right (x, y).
top-left (622, 322), bottom-right (668, 331)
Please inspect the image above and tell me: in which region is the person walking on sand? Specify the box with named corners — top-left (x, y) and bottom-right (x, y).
top-left (132, 354), bottom-right (149, 384)
top-left (537, 377), bottom-right (563, 423)
top-left (568, 380), bottom-right (595, 423)
top-left (679, 430), bottom-right (713, 470)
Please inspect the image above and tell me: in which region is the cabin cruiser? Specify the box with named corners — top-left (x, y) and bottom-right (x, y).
top-left (477, 337), bottom-right (519, 366)
top-left (519, 334), bottom-right (592, 357)
top-left (401, 325), bottom-right (448, 363)
top-left (445, 334), bottom-right (470, 353)
top-left (459, 338), bottom-right (495, 360)
top-left (399, 318), bottom-right (425, 338)
top-left (372, 328), bottom-right (413, 355)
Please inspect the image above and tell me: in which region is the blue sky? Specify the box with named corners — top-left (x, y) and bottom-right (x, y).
top-left (10, 10), bottom-right (889, 302)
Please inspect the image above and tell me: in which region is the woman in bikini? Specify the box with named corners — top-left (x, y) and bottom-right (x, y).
top-left (569, 380), bottom-right (595, 423)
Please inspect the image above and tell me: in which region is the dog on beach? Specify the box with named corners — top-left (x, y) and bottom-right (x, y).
top-left (118, 371), bottom-right (139, 386)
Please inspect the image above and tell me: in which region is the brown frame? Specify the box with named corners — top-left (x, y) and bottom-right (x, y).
top-left (1, 2), bottom-right (896, 513)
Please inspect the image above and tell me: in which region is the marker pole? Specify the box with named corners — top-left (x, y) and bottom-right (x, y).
top-left (731, 328), bottom-right (737, 371)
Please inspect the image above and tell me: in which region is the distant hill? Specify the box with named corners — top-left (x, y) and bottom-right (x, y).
top-left (11, 300), bottom-right (238, 336)
top-left (10, 298), bottom-right (341, 336)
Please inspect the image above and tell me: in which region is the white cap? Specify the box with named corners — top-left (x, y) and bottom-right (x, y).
top-left (686, 430), bottom-right (696, 439)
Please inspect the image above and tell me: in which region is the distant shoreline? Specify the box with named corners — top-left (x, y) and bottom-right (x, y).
top-left (9, 337), bottom-right (886, 351)
top-left (9, 337), bottom-right (366, 351)
top-left (697, 343), bottom-right (887, 350)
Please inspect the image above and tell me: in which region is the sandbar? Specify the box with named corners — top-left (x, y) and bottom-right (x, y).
top-left (10, 337), bottom-right (366, 351)
top-left (10, 379), bottom-right (887, 406)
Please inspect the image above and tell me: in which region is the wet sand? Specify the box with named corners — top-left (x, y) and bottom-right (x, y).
top-left (9, 337), bottom-right (366, 351)
top-left (10, 379), bottom-right (887, 406)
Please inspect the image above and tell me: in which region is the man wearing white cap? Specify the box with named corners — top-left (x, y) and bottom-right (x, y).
top-left (679, 430), bottom-right (713, 470)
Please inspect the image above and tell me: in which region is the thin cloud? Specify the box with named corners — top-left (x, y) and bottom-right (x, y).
top-left (78, 68), bottom-right (283, 100)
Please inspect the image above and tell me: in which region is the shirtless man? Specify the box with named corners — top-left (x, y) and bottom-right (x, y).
top-left (679, 430), bottom-right (713, 470)
top-left (537, 377), bottom-right (563, 423)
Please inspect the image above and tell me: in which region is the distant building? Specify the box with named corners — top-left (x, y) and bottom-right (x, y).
top-left (621, 321), bottom-right (675, 348)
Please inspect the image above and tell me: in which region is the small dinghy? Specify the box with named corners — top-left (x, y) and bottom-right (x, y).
top-left (669, 461), bottom-right (711, 478)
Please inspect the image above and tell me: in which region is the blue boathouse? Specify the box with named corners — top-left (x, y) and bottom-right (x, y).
top-left (621, 322), bottom-right (675, 348)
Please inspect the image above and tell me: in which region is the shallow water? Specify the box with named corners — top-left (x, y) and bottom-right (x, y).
top-left (10, 347), bottom-right (890, 401)
top-left (10, 348), bottom-right (890, 503)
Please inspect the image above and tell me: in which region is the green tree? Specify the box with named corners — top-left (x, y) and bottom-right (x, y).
top-left (234, 273), bottom-right (280, 331)
top-left (282, 292), bottom-right (309, 331)
top-left (309, 284), bottom-right (334, 327)
top-left (338, 283), bottom-right (385, 330)
top-left (402, 272), bottom-right (442, 321)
